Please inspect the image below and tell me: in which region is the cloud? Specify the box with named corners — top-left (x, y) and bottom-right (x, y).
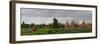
top-left (21, 8), bottom-right (92, 24)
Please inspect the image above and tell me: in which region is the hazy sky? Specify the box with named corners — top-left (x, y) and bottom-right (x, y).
top-left (21, 8), bottom-right (92, 25)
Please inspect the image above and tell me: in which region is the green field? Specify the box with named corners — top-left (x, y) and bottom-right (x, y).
top-left (21, 26), bottom-right (92, 35)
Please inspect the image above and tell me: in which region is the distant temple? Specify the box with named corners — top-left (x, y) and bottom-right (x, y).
top-left (80, 20), bottom-right (86, 28)
top-left (32, 24), bottom-right (37, 32)
top-left (64, 20), bottom-right (92, 30)
top-left (70, 20), bottom-right (77, 29)
top-left (64, 21), bottom-right (70, 30)
top-left (64, 20), bottom-right (77, 30)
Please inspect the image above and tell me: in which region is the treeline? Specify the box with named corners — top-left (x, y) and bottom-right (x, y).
top-left (21, 18), bottom-right (92, 29)
top-left (21, 18), bottom-right (64, 28)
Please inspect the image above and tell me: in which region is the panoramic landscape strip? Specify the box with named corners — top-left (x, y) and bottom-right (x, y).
top-left (21, 8), bottom-right (92, 35)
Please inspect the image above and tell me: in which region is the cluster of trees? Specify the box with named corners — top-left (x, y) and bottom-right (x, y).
top-left (21, 18), bottom-right (64, 28)
top-left (21, 22), bottom-right (34, 28)
top-left (21, 18), bottom-right (92, 30)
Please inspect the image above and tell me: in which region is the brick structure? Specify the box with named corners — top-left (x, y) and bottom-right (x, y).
top-left (32, 25), bottom-right (37, 32)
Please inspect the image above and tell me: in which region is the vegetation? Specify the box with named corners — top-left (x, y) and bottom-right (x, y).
top-left (21, 18), bottom-right (92, 35)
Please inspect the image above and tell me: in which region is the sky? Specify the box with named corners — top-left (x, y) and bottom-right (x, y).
top-left (20, 8), bottom-right (92, 25)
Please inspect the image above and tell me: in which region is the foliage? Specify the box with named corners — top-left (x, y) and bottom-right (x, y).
top-left (21, 18), bottom-right (92, 35)
top-left (53, 18), bottom-right (59, 28)
top-left (21, 27), bottom-right (92, 35)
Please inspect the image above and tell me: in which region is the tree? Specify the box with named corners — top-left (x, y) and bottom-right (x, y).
top-left (21, 21), bottom-right (29, 28)
top-left (53, 18), bottom-right (59, 28)
top-left (30, 23), bottom-right (35, 28)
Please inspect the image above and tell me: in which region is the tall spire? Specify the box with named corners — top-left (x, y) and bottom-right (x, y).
top-left (81, 20), bottom-right (85, 25)
top-left (22, 21), bottom-right (25, 24)
top-left (71, 20), bottom-right (75, 25)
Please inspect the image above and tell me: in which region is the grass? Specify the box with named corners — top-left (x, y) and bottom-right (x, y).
top-left (21, 26), bottom-right (92, 35)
